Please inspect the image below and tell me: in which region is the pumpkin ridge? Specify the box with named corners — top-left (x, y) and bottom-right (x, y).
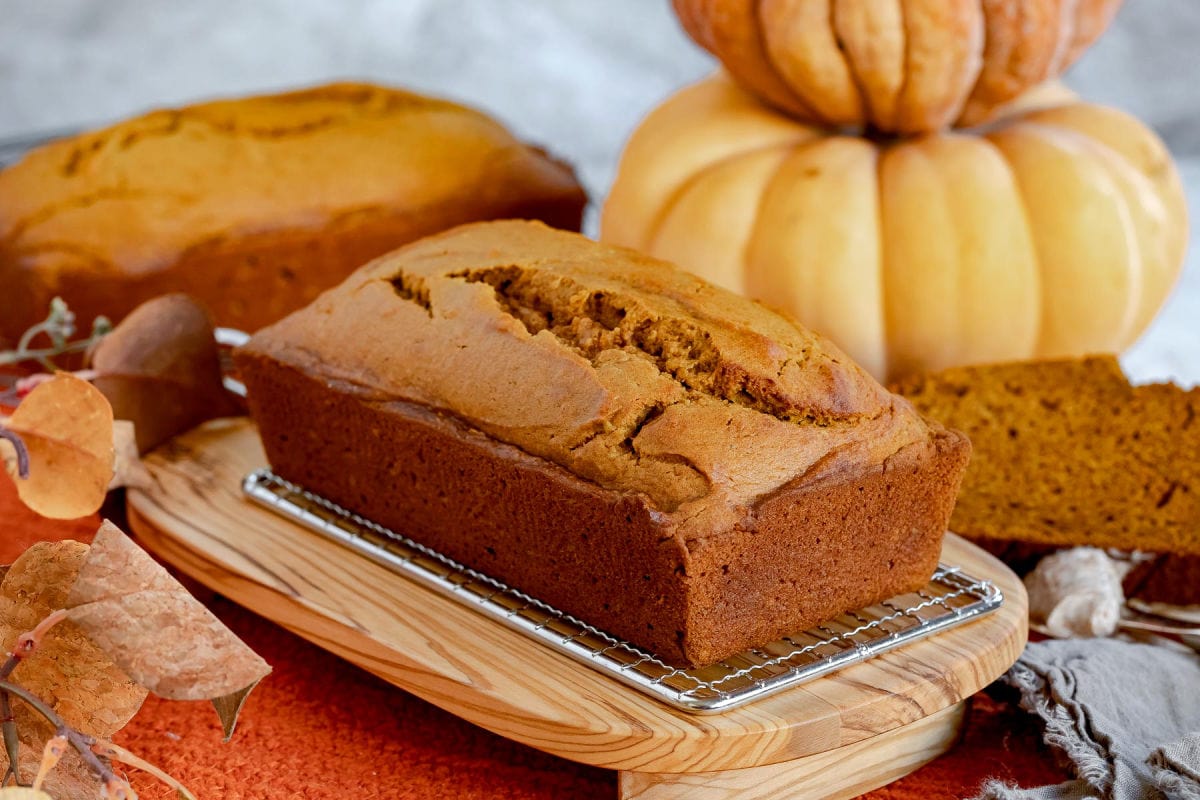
top-left (678, 0), bottom-right (825, 122)
top-left (827, 0), bottom-right (872, 129)
top-left (957, 0), bottom-right (1060, 126)
top-left (750, 0), bottom-right (834, 125)
top-left (643, 139), bottom-right (799, 252)
top-left (1041, 122), bottom-right (1163, 344)
top-left (991, 120), bottom-right (1143, 355)
top-left (894, 0), bottom-right (923, 131)
top-left (897, 0), bottom-right (986, 132)
top-left (833, 0), bottom-right (905, 132)
top-left (759, 0), bottom-right (862, 127)
top-left (1044, 0), bottom-right (1078, 75)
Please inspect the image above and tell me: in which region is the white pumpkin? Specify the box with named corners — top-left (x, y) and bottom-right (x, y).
top-left (601, 73), bottom-right (1188, 379)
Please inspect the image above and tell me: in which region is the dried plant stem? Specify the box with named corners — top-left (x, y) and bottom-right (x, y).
top-left (0, 608), bottom-right (67, 787)
top-left (1, 608), bottom-right (70, 683)
top-left (0, 680), bottom-right (124, 791)
top-left (0, 339), bottom-right (97, 370)
top-left (9, 610), bottom-right (69, 669)
top-left (0, 297), bottom-right (111, 370)
top-left (1, 693), bottom-right (20, 787)
top-left (94, 740), bottom-right (196, 800)
top-left (0, 428), bottom-right (29, 479)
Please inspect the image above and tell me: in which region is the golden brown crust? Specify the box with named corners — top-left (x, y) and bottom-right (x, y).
top-left (237, 221), bottom-right (969, 666)
top-left (0, 82), bottom-right (586, 340)
top-left (237, 346), bottom-right (969, 667)
top-left (1124, 554), bottom-right (1200, 606)
top-left (244, 220), bottom-right (931, 519)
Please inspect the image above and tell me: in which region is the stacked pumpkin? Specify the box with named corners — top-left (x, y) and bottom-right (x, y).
top-left (602, 0), bottom-right (1187, 380)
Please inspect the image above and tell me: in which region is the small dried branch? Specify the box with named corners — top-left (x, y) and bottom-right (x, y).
top-left (0, 680), bottom-right (124, 792)
top-left (1, 693), bottom-right (20, 787)
top-left (0, 297), bottom-right (111, 369)
top-left (0, 429), bottom-right (29, 479)
top-left (3, 610), bottom-right (69, 679)
top-left (94, 740), bottom-right (195, 800)
top-left (0, 608), bottom-right (69, 787)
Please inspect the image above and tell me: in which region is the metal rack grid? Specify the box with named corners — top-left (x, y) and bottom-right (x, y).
top-left (244, 468), bottom-right (1003, 714)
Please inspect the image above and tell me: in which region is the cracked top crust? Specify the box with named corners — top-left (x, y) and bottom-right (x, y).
top-left (243, 220), bottom-right (935, 537)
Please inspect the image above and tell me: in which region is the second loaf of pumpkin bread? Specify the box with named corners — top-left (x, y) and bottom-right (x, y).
top-left (235, 220), bottom-right (971, 667)
top-left (0, 82), bottom-right (587, 341)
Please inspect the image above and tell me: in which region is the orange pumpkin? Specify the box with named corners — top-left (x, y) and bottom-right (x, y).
top-left (601, 73), bottom-right (1187, 380)
top-left (672, 0), bottom-right (1123, 132)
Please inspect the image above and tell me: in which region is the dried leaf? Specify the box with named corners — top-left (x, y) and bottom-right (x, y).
top-left (91, 295), bottom-right (240, 454)
top-left (210, 680), bottom-right (261, 741)
top-left (0, 540), bottom-right (147, 799)
top-left (0, 542), bottom-right (147, 740)
top-left (0, 374), bottom-right (114, 519)
top-left (66, 522), bottom-right (270, 739)
top-left (108, 421), bottom-right (152, 492)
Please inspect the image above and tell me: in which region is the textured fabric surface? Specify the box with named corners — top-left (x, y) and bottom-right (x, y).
top-left (1149, 734), bottom-right (1200, 800)
top-left (0, 475), bottom-right (1072, 799)
top-left (973, 640), bottom-right (1200, 800)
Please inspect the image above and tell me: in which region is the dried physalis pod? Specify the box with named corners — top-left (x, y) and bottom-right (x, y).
top-left (1025, 547), bottom-right (1125, 638)
top-left (91, 293), bottom-right (241, 453)
top-left (0, 372), bottom-right (114, 519)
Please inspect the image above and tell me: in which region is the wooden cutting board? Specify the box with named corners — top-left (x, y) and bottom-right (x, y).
top-left (127, 418), bottom-right (1027, 800)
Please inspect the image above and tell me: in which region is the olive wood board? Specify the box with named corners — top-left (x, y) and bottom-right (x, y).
top-left (126, 418), bottom-right (1028, 800)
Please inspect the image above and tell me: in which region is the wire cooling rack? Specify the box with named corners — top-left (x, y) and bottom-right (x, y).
top-left (243, 468), bottom-right (1003, 713)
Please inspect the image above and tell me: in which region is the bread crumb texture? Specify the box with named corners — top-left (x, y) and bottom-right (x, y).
top-left (894, 355), bottom-right (1200, 555)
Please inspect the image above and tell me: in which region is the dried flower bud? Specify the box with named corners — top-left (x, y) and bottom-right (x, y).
top-left (32, 733), bottom-right (68, 790)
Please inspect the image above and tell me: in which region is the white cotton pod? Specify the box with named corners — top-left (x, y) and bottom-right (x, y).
top-left (1025, 547), bottom-right (1125, 638)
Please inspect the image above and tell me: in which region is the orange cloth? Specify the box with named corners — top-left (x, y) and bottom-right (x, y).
top-left (0, 478), bottom-right (1068, 799)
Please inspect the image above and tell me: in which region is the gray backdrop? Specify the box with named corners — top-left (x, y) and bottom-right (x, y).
top-left (1, 1), bottom-right (1197, 381)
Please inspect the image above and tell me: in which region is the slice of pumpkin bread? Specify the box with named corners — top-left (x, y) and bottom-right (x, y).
top-left (892, 355), bottom-right (1199, 556)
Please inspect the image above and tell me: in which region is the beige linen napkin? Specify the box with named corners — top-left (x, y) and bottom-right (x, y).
top-left (973, 639), bottom-right (1200, 800)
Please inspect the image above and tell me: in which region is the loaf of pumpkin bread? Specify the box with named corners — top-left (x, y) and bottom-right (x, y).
top-left (235, 220), bottom-right (970, 667)
top-left (0, 82), bottom-right (586, 342)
